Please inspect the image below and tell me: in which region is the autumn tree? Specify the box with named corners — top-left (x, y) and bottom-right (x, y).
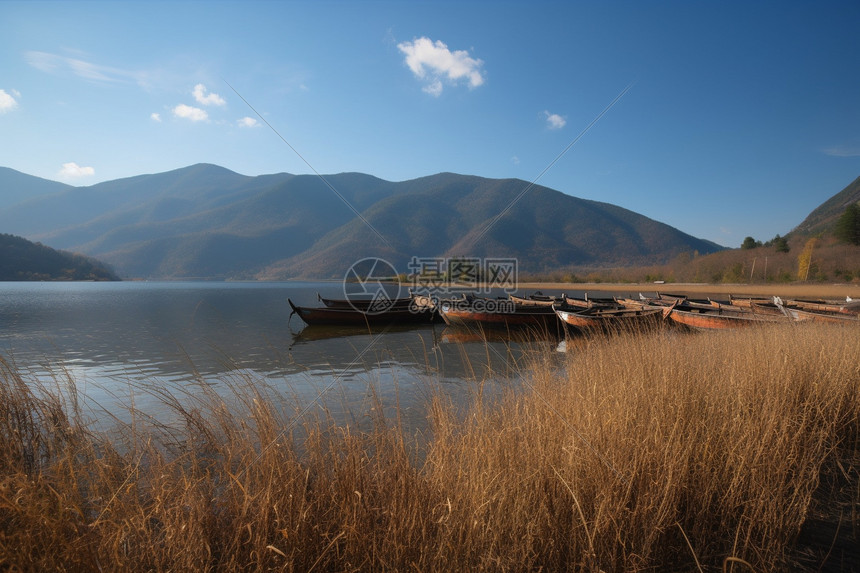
top-left (797, 237), bottom-right (817, 280)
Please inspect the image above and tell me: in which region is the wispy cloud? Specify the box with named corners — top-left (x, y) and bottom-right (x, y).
top-left (822, 145), bottom-right (860, 157)
top-left (544, 110), bottom-right (566, 130)
top-left (25, 50), bottom-right (147, 86)
top-left (397, 37), bottom-right (484, 96)
top-left (423, 79), bottom-right (443, 97)
top-left (193, 84), bottom-right (226, 106)
top-left (173, 103), bottom-right (208, 122)
top-left (237, 116), bottom-right (259, 128)
top-left (150, 112), bottom-right (162, 122)
top-left (58, 162), bottom-right (95, 179)
top-left (0, 89), bottom-right (19, 113)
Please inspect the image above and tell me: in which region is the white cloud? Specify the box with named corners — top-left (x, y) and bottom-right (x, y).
top-left (173, 104), bottom-right (208, 122)
top-left (544, 110), bottom-right (566, 130)
top-left (237, 116), bottom-right (259, 128)
top-left (150, 112), bottom-right (162, 122)
top-left (823, 145), bottom-right (860, 157)
top-left (397, 37), bottom-right (485, 96)
top-left (0, 89), bottom-right (19, 113)
top-left (25, 50), bottom-right (146, 86)
top-left (423, 80), bottom-right (443, 97)
top-left (58, 162), bottom-right (95, 179)
top-left (192, 84), bottom-right (226, 106)
top-left (511, 156), bottom-right (520, 165)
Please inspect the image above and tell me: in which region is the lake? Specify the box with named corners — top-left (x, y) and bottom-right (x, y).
top-left (0, 281), bottom-right (563, 432)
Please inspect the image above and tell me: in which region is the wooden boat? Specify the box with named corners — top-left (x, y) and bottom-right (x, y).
top-left (780, 306), bottom-right (860, 324)
top-left (438, 299), bottom-right (560, 331)
top-left (653, 292), bottom-right (733, 309)
top-left (727, 295), bottom-right (773, 308)
top-left (709, 298), bottom-right (784, 316)
top-left (562, 295), bottom-right (621, 309)
top-left (317, 292), bottom-right (413, 310)
top-left (553, 304), bottom-right (663, 332)
top-left (784, 298), bottom-right (860, 317)
top-left (509, 292), bottom-right (621, 308)
top-left (773, 298), bottom-right (860, 324)
top-left (288, 298), bottom-right (435, 326)
top-left (664, 302), bottom-right (788, 330)
top-left (508, 293), bottom-right (562, 307)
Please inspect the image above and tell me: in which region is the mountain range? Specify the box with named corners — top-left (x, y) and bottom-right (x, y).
top-left (0, 164), bottom-right (725, 279)
top-left (792, 175), bottom-right (860, 237)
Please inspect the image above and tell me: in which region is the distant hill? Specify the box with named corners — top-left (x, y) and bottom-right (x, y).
top-left (0, 164), bottom-right (723, 279)
top-left (0, 233), bottom-right (118, 281)
top-left (792, 175), bottom-right (860, 237)
top-left (0, 167), bottom-right (72, 209)
top-left (258, 173), bottom-right (724, 279)
top-left (578, 174), bottom-right (860, 285)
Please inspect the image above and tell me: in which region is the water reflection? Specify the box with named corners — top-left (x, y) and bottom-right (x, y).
top-left (0, 282), bottom-right (556, 431)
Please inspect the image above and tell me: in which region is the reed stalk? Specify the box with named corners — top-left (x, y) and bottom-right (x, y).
top-left (0, 324), bottom-right (857, 571)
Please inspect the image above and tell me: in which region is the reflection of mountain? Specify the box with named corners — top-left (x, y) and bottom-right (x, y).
top-left (0, 164), bottom-right (723, 279)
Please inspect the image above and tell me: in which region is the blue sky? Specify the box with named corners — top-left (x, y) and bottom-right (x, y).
top-left (2, 1), bottom-right (859, 248)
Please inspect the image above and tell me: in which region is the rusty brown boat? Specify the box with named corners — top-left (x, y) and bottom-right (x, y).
top-left (553, 304), bottom-right (663, 332)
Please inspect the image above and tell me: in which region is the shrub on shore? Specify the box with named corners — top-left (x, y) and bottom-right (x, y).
top-left (0, 324), bottom-right (858, 571)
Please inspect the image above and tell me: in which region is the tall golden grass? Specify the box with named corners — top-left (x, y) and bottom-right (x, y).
top-left (0, 324), bottom-right (858, 571)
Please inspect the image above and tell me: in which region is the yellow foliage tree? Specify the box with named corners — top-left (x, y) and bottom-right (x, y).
top-left (796, 237), bottom-right (817, 280)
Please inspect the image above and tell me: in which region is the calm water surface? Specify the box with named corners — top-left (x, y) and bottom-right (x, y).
top-left (0, 281), bottom-right (560, 430)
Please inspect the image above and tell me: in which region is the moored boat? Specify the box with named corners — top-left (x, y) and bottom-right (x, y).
top-left (727, 294), bottom-right (773, 308)
top-left (438, 299), bottom-right (560, 332)
top-left (288, 298), bottom-right (435, 326)
top-left (664, 302), bottom-right (788, 330)
top-left (784, 297), bottom-right (860, 317)
top-left (563, 294), bottom-right (621, 308)
top-left (553, 304), bottom-right (663, 332)
top-left (316, 292), bottom-right (416, 311)
top-left (774, 297), bottom-right (860, 324)
top-left (508, 293), bottom-right (563, 307)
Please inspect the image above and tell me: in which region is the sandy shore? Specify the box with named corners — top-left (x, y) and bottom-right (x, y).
top-left (516, 282), bottom-right (860, 300)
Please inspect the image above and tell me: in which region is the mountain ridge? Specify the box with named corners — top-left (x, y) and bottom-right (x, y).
top-left (1, 164), bottom-right (723, 279)
top-left (792, 175), bottom-right (860, 237)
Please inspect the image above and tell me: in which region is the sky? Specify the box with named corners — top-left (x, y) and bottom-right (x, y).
top-left (2, 1), bottom-right (859, 248)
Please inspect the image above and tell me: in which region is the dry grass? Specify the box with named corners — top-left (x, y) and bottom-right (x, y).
top-left (0, 324), bottom-right (858, 571)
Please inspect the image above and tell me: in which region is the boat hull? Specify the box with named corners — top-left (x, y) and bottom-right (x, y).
top-left (439, 301), bottom-right (559, 331)
top-left (780, 306), bottom-right (860, 324)
top-left (555, 306), bottom-right (663, 332)
top-left (666, 307), bottom-right (785, 330)
top-left (289, 299), bottom-right (435, 326)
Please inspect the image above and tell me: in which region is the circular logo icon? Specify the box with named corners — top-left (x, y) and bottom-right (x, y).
top-left (342, 257), bottom-right (402, 314)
